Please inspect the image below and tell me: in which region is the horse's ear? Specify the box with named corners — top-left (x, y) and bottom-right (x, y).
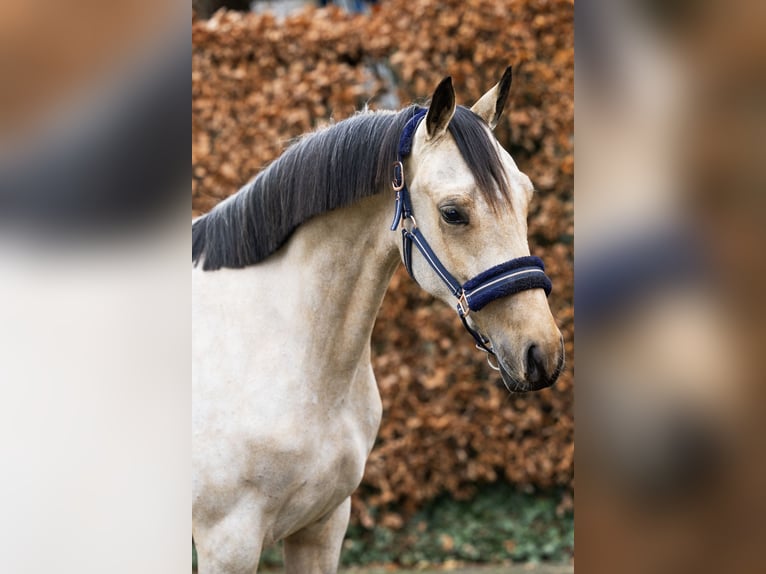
top-left (426, 76), bottom-right (456, 140)
top-left (470, 66), bottom-right (513, 130)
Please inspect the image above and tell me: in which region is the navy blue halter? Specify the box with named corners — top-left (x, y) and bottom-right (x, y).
top-left (390, 108), bottom-right (552, 358)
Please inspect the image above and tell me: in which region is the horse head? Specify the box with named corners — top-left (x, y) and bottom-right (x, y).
top-left (399, 70), bottom-right (564, 391)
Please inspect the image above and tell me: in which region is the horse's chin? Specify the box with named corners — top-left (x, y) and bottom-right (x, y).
top-left (498, 362), bottom-right (533, 393)
top-left (496, 349), bottom-right (564, 393)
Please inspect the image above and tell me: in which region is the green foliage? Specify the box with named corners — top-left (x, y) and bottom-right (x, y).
top-left (259, 541), bottom-right (284, 569)
top-left (248, 484), bottom-right (572, 570)
top-left (343, 484), bottom-right (572, 566)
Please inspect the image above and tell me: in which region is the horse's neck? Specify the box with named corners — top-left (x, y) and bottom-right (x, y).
top-left (281, 191), bottom-right (399, 386)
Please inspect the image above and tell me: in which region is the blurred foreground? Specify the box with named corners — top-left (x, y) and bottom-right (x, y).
top-left (0, 1), bottom-right (189, 573)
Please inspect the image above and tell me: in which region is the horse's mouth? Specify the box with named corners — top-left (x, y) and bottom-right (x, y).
top-left (495, 339), bottom-right (565, 393)
top-left (498, 362), bottom-right (534, 393)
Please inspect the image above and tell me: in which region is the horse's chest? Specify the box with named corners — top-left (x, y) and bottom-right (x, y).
top-left (194, 351), bottom-right (383, 542)
top-left (264, 409), bottom-right (374, 540)
top-left (304, 432), bottom-right (366, 502)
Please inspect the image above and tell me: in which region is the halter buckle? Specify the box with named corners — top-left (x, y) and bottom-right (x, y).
top-left (457, 292), bottom-right (471, 317)
top-left (392, 161), bottom-right (405, 191)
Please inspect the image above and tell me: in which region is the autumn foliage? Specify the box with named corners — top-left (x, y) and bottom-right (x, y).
top-left (192, 0), bottom-right (573, 528)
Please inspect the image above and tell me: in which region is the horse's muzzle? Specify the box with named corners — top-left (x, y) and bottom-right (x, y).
top-left (498, 337), bottom-right (564, 392)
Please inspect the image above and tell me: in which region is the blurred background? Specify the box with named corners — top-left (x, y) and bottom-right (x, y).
top-left (192, 0), bottom-right (573, 571)
top-left (576, 0), bottom-right (766, 572)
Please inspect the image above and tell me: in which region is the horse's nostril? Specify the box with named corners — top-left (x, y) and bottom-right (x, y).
top-left (526, 344), bottom-right (545, 382)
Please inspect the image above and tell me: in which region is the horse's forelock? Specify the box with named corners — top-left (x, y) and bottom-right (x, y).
top-left (447, 106), bottom-right (512, 211)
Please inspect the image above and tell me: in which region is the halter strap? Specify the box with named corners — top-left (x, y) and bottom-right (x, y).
top-left (463, 256), bottom-right (551, 311)
top-left (389, 108), bottom-right (552, 359)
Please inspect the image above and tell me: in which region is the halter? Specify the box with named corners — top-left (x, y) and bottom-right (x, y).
top-left (389, 108), bottom-right (552, 363)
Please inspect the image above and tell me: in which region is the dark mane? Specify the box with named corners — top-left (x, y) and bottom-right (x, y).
top-left (192, 105), bottom-right (510, 270)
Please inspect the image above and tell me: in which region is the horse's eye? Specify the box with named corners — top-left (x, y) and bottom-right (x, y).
top-left (440, 206), bottom-right (469, 225)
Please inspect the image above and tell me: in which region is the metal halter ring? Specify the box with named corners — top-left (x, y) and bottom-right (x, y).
top-left (485, 353), bottom-right (501, 372)
top-left (457, 292), bottom-right (470, 317)
top-left (402, 214), bottom-right (418, 232)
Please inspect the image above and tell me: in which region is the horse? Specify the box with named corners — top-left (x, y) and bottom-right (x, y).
top-left (192, 68), bottom-right (564, 573)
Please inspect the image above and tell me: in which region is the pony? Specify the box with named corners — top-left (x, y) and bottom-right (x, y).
top-left (192, 68), bottom-right (564, 573)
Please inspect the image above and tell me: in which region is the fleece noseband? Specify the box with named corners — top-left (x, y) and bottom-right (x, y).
top-left (389, 108), bottom-right (552, 360)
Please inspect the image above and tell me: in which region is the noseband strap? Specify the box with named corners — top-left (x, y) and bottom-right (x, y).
top-left (390, 108), bottom-right (552, 358)
top-left (463, 257), bottom-right (551, 311)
